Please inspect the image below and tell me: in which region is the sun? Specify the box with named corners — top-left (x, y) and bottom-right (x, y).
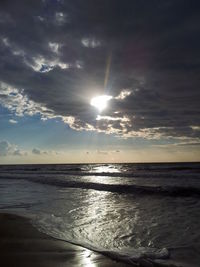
top-left (90, 95), bottom-right (112, 112)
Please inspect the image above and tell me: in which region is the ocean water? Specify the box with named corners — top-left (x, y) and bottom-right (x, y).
top-left (0, 162), bottom-right (200, 266)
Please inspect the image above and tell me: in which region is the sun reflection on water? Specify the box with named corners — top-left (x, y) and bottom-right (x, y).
top-left (91, 165), bottom-right (120, 173)
top-left (81, 249), bottom-right (97, 267)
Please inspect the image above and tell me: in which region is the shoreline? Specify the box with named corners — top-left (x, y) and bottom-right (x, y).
top-left (0, 212), bottom-right (197, 267)
top-left (0, 213), bottom-right (135, 267)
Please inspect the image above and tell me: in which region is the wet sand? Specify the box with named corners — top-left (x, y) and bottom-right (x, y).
top-left (1, 213), bottom-right (190, 267)
top-left (0, 213), bottom-right (135, 267)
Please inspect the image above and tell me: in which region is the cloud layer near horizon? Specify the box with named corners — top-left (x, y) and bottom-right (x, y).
top-left (0, 140), bottom-right (25, 156)
top-left (0, 0), bottom-right (200, 140)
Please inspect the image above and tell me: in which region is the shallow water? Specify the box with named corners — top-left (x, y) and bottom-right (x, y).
top-left (0, 162), bottom-right (200, 266)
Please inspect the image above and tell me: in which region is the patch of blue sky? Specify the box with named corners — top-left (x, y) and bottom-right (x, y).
top-left (0, 103), bottom-right (159, 152)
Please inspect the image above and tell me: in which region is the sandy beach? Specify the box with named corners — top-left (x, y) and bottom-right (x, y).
top-left (0, 213), bottom-right (137, 267)
top-left (0, 211), bottom-right (198, 267)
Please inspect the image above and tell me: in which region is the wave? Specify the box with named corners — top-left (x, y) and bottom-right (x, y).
top-left (33, 179), bottom-right (200, 197)
top-left (55, 238), bottom-right (170, 266)
top-left (0, 162), bottom-right (199, 175)
top-left (2, 173), bottom-right (199, 197)
top-left (0, 170), bottom-right (199, 180)
top-left (30, 214), bottom-right (170, 266)
top-left (32, 214), bottom-right (194, 267)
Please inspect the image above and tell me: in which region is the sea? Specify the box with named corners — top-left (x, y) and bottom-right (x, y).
top-left (0, 162), bottom-right (200, 266)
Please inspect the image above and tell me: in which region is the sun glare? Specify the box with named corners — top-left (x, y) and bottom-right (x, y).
top-left (90, 95), bottom-right (112, 112)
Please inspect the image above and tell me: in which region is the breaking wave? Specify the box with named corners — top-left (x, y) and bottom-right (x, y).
top-left (1, 173), bottom-right (200, 197)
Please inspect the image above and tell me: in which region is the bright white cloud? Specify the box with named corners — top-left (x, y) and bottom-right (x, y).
top-left (115, 89), bottom-right (132, 100)
top-left (1, 37), bottom-right (69, 73)
top-left (9, 119), bottom-right (18, 124)
top-left (96, 115), bottom-right (129, 122)
top-left (1, 81), bottom-right (199, 141)
top-left (0, 82), bottom-right (48, 117)
top-left (27, 56), bottom-right (70, 72)
top-left (0, 82), bottom-right (79, 130)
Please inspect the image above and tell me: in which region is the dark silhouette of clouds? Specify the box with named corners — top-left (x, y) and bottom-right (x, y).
top-left (0, 0), bottom-right (200, 140)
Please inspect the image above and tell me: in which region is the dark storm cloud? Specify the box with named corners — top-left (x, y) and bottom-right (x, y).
top-left (0, 0), bottom-right (200, 139)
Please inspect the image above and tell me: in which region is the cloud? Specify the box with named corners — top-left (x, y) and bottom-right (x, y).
top-left (0, 140), bottom-right (10, 156)
top-left (0, 0), bottom-right (200, 141)
top-left (154, 141), bottom-right (200, 148)
top-left (0, 141), bottom-right (58, 157)
top-left (0, 140), bottom-right (25, 156)
top-left (96, 150), bottom-right (121, 155)
top-left (32, 148), bottom-right (41, 155)
top-left (32, 148), bottom-right (58, 155)
top-left (97, 150), bottom-right (109, 155)
top-left (9, 119), bottom-right (17, 124)
top-left (81, 37), bottom-right (101, 48)
top-left (13, 149), bottom-right (25, 156)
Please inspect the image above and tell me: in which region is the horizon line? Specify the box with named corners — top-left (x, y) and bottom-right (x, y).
top-left (0, 161), bottom-right (199, 166)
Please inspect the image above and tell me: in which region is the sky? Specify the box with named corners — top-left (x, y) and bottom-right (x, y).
top-left (0, 0), bottom-right (200, 164)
